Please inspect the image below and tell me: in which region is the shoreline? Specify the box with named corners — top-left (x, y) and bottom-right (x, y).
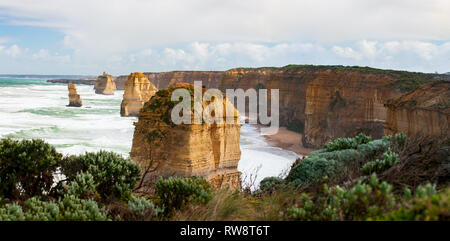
top-left (257, 125), bottom-right (316, 156)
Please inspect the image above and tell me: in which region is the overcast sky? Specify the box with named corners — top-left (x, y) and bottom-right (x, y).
top-left (0, 0), bottom-right (449, 75)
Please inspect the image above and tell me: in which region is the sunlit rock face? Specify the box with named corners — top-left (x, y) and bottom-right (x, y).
top-left (67, 83), bottom-right (82, 107)
top-left (303, 69), bottom-right (404, 148)
top-left (120, 72), bottom-right (158, 117)
top-left (94, 72), bottom-right (116, 95)
top-left (385, 81), bottom-right (450, 138)
top-left (130, 83), bottom-right (242, 193)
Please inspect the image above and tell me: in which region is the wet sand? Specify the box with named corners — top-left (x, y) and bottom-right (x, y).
top-left (262, 126), bottom-right (316, 156)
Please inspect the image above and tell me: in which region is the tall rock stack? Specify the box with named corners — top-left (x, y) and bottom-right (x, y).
top-left (385, 81), bottom-right (450, 137)
top-left (67, 83), bottom-right (82, 107)
top-left (130, 83), bottom-right (242, 193)
top-left (94, 72), bottom-right (116, 95)
top-left (120, 72), bottom-right (158, 117)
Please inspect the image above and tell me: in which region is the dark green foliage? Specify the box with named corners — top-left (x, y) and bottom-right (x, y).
top-left (259, 177), bottom-right (283, 192)
top-left (286, 120), bottom-right (304, 133)
top-left (0, 195), bottom-right (109, 221)
top-left (0, 138), bottom-right (62, 199)
top-left (324, 133), bottom-right (372, 152)
top-left (155, 176), bottom-right (212, 215)
top-left (361, 148), bottom-right (399, 175)
top-left (287, 174), bottom-right (396, 220)
top-left (287, 134), bottom-right (388, 185)
top-left (382, 185), bottom-right (448, 221)
top-left (60, 151), bottom-right (141, 201)
top-left (287, 157), bottom-right (340, 185)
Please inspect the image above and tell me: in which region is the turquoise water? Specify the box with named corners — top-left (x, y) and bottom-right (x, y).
top-left (0, 78), bottom-right (299, 187)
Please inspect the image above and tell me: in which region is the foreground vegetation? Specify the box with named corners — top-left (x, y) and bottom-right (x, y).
top-left (0, 133), bottom-right (448, 221)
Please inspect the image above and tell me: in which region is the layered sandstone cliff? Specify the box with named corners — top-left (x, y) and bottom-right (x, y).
top-left (130, 83), bottom-right (241, 191)
top-left (120, 72), bottom-right (158, 117)
top-left (67, 83), bottom-right (82, 107)
top-left (94, 72), bottom-right (116, 95)
top-left (120, 65), bottom-right (444, 149)
top-left (385, 81), bottom-right (450, 137)
top-left (303, 69), bottom-right (404, 147)
top-left (115, 71), bottom-right (223, 90)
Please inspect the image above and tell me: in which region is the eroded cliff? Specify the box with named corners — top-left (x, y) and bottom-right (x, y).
top-left (120, 72), bottom-right (158, 117)
top-left (94, 72), bottom-right (116, 95)
top-left (67, 83), bottom-right (82, 107)
top-left (385, 80), bottom-right (450, 137)
top-left (131, 83), bottom-right (241, 192)
top-left (115, 71), bottom-right (223, 90)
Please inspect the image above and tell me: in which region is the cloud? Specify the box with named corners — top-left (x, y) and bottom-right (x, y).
top-left (0, 0), bottom-right (449, 57)
top-left (3, 44), bottom-right (21, 57)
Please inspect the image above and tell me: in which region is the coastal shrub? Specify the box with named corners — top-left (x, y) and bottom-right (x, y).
top-left (361, 148), bottom-right (399, 175)
top-left (63, 172), bottom-right (99, 200)
top-left (0, 195), bottom-right (109, 221)
top-left (287, 174), bottom-right (396, 221)
top-left (286, 135), bottom-right (391, 186)
top-left (60, 151), bottom-right (141, 201)
top-left (128, 196), bottom-right (164, 219)
top-left (324, 133), bottom-right (372, 152)
top-left (155, 176), bottom-right (212, 216)
top-left (259, 177), bottom-right (283, 192)
top-left (286, 157), bottom-right (340, 185)
top-left (383, 187), bottom-right (450, 221)
top-left (0, 138), bottom-right (62, 200)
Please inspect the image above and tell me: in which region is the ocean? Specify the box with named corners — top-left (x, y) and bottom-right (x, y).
top-left (0, 77), bottom-right (300, 187)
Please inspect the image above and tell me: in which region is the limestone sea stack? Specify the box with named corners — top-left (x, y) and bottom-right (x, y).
top-left (67, 83), bottom-right (82, 107)
top-left (120, 72), bottom-right (158, 117)
top-left (131, 83), bottom-right (242, 192)
top-left (385, 80), bottom-right (450, 137)
top-left (94, 72), bottom-right (116, 95)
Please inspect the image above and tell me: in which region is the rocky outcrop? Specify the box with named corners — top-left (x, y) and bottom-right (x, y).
top-left (67, 83), bottom-right (82, 107)
top-left (130, 83), bottom-right (241, 191)
top-left (120, 72), bottom-right (158, 117)
top-left (115, 71), bottom-right (223, 90)
top-left (94, 72), bottom-right (116, 95)
top-left (385, 81), bottom-right (450, 137)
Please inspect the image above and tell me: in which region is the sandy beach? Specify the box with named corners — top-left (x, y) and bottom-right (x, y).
top-left (261, 126), bottom-right (316, 156)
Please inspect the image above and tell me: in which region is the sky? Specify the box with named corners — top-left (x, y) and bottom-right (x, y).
top-left (0, 0), bottom-right (449, 75)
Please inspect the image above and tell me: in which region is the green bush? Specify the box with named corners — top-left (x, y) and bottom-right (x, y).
top-left (64, 172), bottom-right (99, 200)
top-left (383, 187), bottom-right (449, 221)
top-left (287, 174), bottom-right (396, 220)
top-left (361, 148), bottom-right (399, 175)
top-left (0, 195), bottom-right (109, 221)
top-left (128, 196), bottom-right (164, 218)
top-left (60, 151), bottom-right (141, 201)
top-left (0, 138), bottom-right (62, 199)
top-left (259, 177), bottom-right (283, 192)
top-left (286, 157), bottom-right (340, 185)
top-left (324, 133), bottom-right (372, 152)
top-left (155, 176), bottom-right (212, 216)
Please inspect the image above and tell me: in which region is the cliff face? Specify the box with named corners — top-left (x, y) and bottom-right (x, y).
top-left (120, 72), bottom-right (158, 117)
top-left (130, 83), bottom-right (241, 191)
top-left (303, 69), bottom-right (403, 147)
top-left (67, 83), bottom-right (82, 107)
top-left (119, 65), bottom-right (443, 149)
top-left (385, 81), bottom-right (450, 137)
top-left (94, 72), bottom-right (116, 95)
top-left (115, 71), bottom-right (223, 90)
top-left (219, 67), bottom-right (321, 128)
